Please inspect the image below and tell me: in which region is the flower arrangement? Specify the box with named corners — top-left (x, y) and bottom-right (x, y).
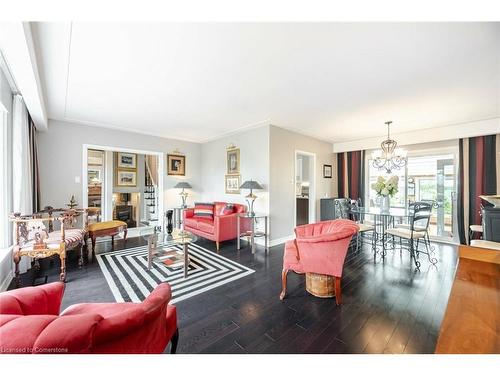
top-left (371, 175), bottom-right (399, 197)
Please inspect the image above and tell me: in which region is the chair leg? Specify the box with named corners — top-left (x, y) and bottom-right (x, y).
top-left (13, 252), bottom-right (21, 288)
top-left (279, 269), bottom-right (289, 300)
top-left (59, 253), bottom-right (66, 282)
top-left (334, 277), bottom-right (342, 305)
top-left (216, 241), bottom-right (220, 252)
top-left (123, 229), bottom-right (128, 242)
top-left (170, 328), bottom-right (179, 354)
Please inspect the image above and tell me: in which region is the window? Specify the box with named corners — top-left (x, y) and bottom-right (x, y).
top-left (0, 107), bottom-right (8, 249)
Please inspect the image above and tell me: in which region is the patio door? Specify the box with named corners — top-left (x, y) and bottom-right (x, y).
top-left (406, 154), bottom-right (456, 241)
top-left (366, 147), bottom-right (459, 243)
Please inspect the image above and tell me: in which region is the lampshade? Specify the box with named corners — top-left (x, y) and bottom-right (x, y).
top-left (174, 182), bottom-right (192, 189)
top-left (240, 180), bottom-right (263, 190)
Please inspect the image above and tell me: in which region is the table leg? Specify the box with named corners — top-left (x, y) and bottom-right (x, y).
top-left (147, 237), bottom-right (152, 270)
top-left (184, 242), bottom-right (189, 278)
top-left (265, 216), bottom-right (268, 252)
top-left (251, 217), bottom-right (255, 254)
top-left (237, 215), bottom-right (241, 250)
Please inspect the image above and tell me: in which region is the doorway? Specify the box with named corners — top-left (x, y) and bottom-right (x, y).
top-left (366, 147), bottom-right (459, 243)
top-left (82, 145), bottom-right (164, 237)
top-left (295, 150), bottom-right (316, 227)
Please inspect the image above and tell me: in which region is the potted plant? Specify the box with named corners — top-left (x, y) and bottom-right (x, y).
top-left (371, 175), bottom-right (399, 212)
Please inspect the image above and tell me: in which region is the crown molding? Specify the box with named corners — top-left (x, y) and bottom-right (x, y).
top-left (332, 117), bottom-right (500, 153)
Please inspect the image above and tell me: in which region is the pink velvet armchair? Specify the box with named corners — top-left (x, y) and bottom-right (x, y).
top-left (280, 219), bottom-right (359, 304)
top-left (0, 282), bottom-right (178, 354)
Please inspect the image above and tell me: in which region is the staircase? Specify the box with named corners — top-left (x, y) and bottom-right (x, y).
top-left (143, 156), bottom-right (159, 225)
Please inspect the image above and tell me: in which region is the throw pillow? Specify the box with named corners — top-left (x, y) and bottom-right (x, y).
top-left (194, 202), bottom-right (215, 219)
top-left (219, 203), bottom-right (235, 216)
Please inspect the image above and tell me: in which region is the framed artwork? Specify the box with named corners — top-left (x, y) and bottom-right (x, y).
top-left (323, 164), bottom-right (332, 178)
top-left (117, 152), bottom-right (137, 169)
top-left (88, 149), bottom-right (104, 166)
top-left (167, 154), bottom-right (186, 176)
top-left (116, 170), bottom-right (137, 187)
top-left (226, 148), bottom-right (240, 175)
top-left (225, 174), bottom-right (241, 194)
top-left (88, 166), bottom-right (103, 184)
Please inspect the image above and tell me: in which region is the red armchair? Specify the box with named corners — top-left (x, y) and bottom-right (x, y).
top-left (0, 282), bottom-right (178, 354)
top-left (183, 201), bottom-right (250, 251)
top-left (280, 219), bottom-right (359, 304)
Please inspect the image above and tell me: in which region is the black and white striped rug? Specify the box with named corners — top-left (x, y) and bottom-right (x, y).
top-left (96, 243), bottom-right (255, 304)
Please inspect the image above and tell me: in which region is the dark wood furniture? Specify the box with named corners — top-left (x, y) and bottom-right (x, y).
top-left (296, 197), bottom-right (309, 226)
top-left (435, 245), bottom-right (500, 354)
top-left (87, 220), bottom-right (128, 259)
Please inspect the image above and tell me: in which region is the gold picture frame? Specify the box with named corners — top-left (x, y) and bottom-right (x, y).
top-left (226, 148), bottom-right (240, 175)
top-left (116, 152), bottom-right (137, 169)
top-left (225, 174), bottom-right (241, 194)
top-left (167, 154), bottom-right (186, 176)
top-left (116, 170), bottom-right (137, 187)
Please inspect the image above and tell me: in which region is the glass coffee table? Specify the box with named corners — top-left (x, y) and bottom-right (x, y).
top-left (141, 227), bottom-right (198, 278)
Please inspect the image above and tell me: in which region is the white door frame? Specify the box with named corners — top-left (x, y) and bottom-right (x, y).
top-left (82, 144), bottom-right (164, 234)
top-left (294, 150), bottom-right (317, 227)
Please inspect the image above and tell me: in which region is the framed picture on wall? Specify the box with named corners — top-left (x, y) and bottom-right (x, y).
top-left (226, 148), bottom-right (240, 175)
top-left (323, 164), bottom-right (332, 178)
top-left (225, 174), bottom-right (241, 194)
top-left (117, 152), bottom-right (137, 169)
top-left (116, 170), bottom-right (137, 187)
top-left (167, 154), bottom-right (186, 176)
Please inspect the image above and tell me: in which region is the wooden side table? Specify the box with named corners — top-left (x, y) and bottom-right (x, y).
top-left (236, 213), bottom-right (268, 254)
top-left (87, 220), bottom-right (128, 260)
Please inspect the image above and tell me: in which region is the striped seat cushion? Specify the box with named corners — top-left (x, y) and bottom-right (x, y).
top-left (47, 229), bottom-right (85, 250)
top-left (194, 202), bottom-right (215, 219)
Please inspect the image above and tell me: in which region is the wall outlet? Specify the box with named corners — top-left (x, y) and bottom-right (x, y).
top-left (75, 176), bottom-right (81, 184)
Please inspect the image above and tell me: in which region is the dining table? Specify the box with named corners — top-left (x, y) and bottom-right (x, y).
top-left (348, 205), bottom-right (437, 267)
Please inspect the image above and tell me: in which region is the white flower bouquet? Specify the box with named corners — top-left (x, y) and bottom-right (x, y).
top-left (371, 175), bottom-right (399, 197)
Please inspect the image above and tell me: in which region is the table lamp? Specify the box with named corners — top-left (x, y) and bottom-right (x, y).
top-left (174, 182), bottom-right (192, 208)
top-left (240, 179), bottom-right (263, 216)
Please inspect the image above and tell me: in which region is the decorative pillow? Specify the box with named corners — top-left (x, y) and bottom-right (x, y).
top-left (219, 204), bottom-right (235, 216)
top-left (194, 202), bottom-right (215, 219)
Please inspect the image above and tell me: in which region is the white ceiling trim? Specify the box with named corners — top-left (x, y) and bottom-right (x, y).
top-left (332, 117), bottom-right (500, 153)
top-left (49, 116), bottom-right (204, 144)
top-left (0, 22), bottom-right (47, 130)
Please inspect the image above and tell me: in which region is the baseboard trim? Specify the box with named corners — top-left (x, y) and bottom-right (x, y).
top-left (0, 270), bottom-right (13, 292)
top-left (269, 235), bottom-right (295, 247)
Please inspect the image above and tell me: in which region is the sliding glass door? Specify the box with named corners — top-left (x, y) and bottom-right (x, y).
top-left (366, 146), bottom-right (458, 243)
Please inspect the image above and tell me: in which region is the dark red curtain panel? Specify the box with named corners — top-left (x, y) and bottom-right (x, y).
top-left (337, 152), bottom-right (346, 198)
top-left (457, 134), bottom-right (497, 244)
top-left (337, 150), bottom-right (365, 201)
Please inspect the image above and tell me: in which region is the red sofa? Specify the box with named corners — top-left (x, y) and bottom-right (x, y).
top-left (184, 201), bottom-right (250, 251)
top-left (0, 282), bottom-right (178, 354)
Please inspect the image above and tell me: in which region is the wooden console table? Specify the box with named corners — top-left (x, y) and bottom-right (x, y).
top-left (435, 245), bottom-right (500, 354)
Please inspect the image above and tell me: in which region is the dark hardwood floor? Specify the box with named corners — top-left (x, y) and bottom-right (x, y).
top-left (10, 235), bottom-right (458, 354)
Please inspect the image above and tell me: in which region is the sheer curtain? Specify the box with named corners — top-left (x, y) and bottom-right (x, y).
top-left (12, 95), bottom-right (33, 272)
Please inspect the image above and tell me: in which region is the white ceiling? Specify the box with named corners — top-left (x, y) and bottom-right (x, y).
top-left (32, 22), bottom-right (500, 143)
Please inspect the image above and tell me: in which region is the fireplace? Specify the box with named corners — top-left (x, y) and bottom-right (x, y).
top-left (114, 205), bottom-right (136, 228)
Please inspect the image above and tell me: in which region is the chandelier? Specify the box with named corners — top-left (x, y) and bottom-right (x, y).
top-left (371, 121), bottom-right (407, 174)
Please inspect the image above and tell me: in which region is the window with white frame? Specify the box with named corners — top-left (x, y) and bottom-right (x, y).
top-left (0, 106), bottom-right (8, 249)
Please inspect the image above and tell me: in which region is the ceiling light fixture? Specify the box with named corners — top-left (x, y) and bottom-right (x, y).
top-left (371, 121), bottom-right (407, 174)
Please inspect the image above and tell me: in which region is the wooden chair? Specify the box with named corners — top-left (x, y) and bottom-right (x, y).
top-left (10, 209), bottom-right (87, 286)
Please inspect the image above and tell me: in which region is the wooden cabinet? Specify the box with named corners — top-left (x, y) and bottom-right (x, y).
top-left (296, 197), bottom-right (309, 226)
top-left (435, 245), bottom-right (500, 353)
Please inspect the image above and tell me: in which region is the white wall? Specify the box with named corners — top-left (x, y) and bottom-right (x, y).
top-left (201, 125), bottom-right (270, 216)
top-left (269, 125), bottom-right (334, 242)
top-left (36, 120), bottom-right (203, 214)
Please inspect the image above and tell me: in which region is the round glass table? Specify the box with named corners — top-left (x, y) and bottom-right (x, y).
top-left (140, 227), bottom-right (198, 278)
